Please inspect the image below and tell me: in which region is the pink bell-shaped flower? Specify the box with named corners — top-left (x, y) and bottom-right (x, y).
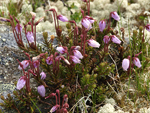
top-left (30, 12), bottom-right (36, 18)
top-left (70, 55), bottom-right (81, 64)
top-left (99, 20), bottom-right (106, 32)
top-left (87, 39), bottom-right (100, 48)
top-left (145, 24), bottom-right (150, 32)
top-left (85, 16), bottom-right (95, 24)
top-left (26, 31), bottom-right (34, 43)
top-left (122, 58), bottom-right (130, 71)
top-left (57, 14), bottom-right (68, 22)
top-left (40, 72), bottom-right (46, 80)
top-left (46, 55), bottom-right (53, 65)
top-left (37, 85), bottom-right (46, 97)
top-left (110, 35), bottom-right (121, 44)
top-left (73, 50), bottom-right (83, 59)
top-left (103, 35), bottom-right (110, 44)
top-left (18, 60), bottom-right (29, 70)
top-left (15, 24), bottom-right (22, 33)
top-left (33, 60), bottom-right (40, 68)
top-left (16, 76), bottom-right (26, 90)
top-left (111, 11), bottom-right (120, 21)
top-left (133, 57), bottom-right (142, 68)
top-left (50, 105), bottom-right (60, 113)
top-left (56, 46), bottom-right (68, 54)
top-left (81, 18), bottom-right (92, 30)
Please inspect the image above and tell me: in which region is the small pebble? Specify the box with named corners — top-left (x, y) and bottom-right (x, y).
top-left (5, 63), bottom-right (9, 66)
top-left (2, 38), bottom-right (6, 42)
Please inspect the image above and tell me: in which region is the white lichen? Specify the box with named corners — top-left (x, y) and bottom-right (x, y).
top-left (98, 103), bottom-right (115, 113)
top-left (105, 98), bottom-right (116, 106)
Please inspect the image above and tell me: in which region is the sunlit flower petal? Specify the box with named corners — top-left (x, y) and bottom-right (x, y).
top-left (40, 72), bottom-right (46, 80)
top-left (85, 16), bottom-right (95, 24)
top-left (99, 20), bottom-right (106, 32)
top-left (18, 60), bottom-right (29, 70)
top-left (111, 35), bottom-right (121, 44)
top-left (70, 56), bottom-right (81, 64)
top-left (16, 76), bottom-right (26, 90)
top-left (50, 105), bottom-right (60, 113)
top-left (57, 14), bottom-right (68, 22)
top-left (122, 58), bottom-right (130, 71)
top-left (37, 85), bottom-right (46, 97)
top-left (73, 50), bottom-right (83, 59)
top-left (87, 39), bottom-right (100, 48)
top-left (81, 18), bottom-right (92, 30)
top-left (15, 24), bottom-right (22, 33)
top-left (56, 46), bottom-right (68, 54)
top-left (26, 32), bottom-right (34, 43)
top-left (111, 11), bottom-right (120, 21)
top-left (46, 55), bottom-right (53, 65)
top-left (133, 57), bottom-right (142, 68)
top-left (103, 35), bottom-right (110, 44)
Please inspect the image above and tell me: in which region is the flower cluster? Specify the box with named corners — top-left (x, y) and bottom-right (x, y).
top-left (1, 0), bottom-right (150, 112)
top-left (122, 52), bottom-right (142, 71)
top-left (45, 90), bottom-right (69, 113)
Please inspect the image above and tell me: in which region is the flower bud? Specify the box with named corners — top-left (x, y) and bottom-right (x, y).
top-left (133, 57), bottom-right (142, 68)
top-left (99, 20), bottom-right (106, 32)
top-left (87, 39), bottom-right (100, 48)
top-left (122, 58), bottom-right (130, 71)
top-left (40, 72), bottom-right (46, 80)
top-left (110, 35), bottom-right (121, 44)
top-left (57, 14), bottom-right (68, 22)
top-left (30, 12), bottom-right (36, 19)
top-left (81, 18), bottom-right (92, 30)
top-left (111, 11), bottom-right (120, 21)
top-left (37, 85), bottom-right (46, 97)
top-left (35, 17), bottom-right (44, 25)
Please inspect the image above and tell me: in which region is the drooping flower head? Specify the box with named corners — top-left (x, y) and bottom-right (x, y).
top-left (46, 55), bottom-right (53, 65)
top-left (16, 76), bottom-right (26, 90)
top-left (56, 46), bottom-right (68, 54)
top-left (57, 14), bottom-right (68, 22)
top-left (15, 23), bottom-right (22, 33)
top-left (87, 39), bottom-right (100, 48)
top-left (145, 24), bottom-right (150, 32)
top-left (18, 60), bottom-right (29, 70)
top-left (81, 18), bottom-right (92, 30)
top-left (122, 58), bottom-right (130, 71)
top-left (40, 72), bottom-right (46, 80)
top-left (133, 57), bottom-right (142, 68)
top-left (85, 16), bottom-right (95, 24)
top-left (110, 35), bottom-right (121, 44)
top-left (26, 31), bottom-right (34, 43)
top-left (37, 85), bottom-right (46, 97)
top-left (50, 105), bottom-right (60, 113)
top-left (30, 12), bottom-right (36, 19)
top-left (99, 20), bottom-right (106, 32)
top-left (70, 55), bottom-right (81, 64)
top-left (33, 60), bottom-right (40, 68)
top-left (73, 50), bottom-right (83, 59)
top-left (111, 11), bottom-right (120, 21)
top-left (103, 35), bottom-right (110, 44)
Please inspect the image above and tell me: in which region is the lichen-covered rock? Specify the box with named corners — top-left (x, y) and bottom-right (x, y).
top-left (36, 7), bottom-right (46, 17)
top-left (98, 103), bottom-right (115, 113)
top-left (21, 3), bottom-right (33, 13)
